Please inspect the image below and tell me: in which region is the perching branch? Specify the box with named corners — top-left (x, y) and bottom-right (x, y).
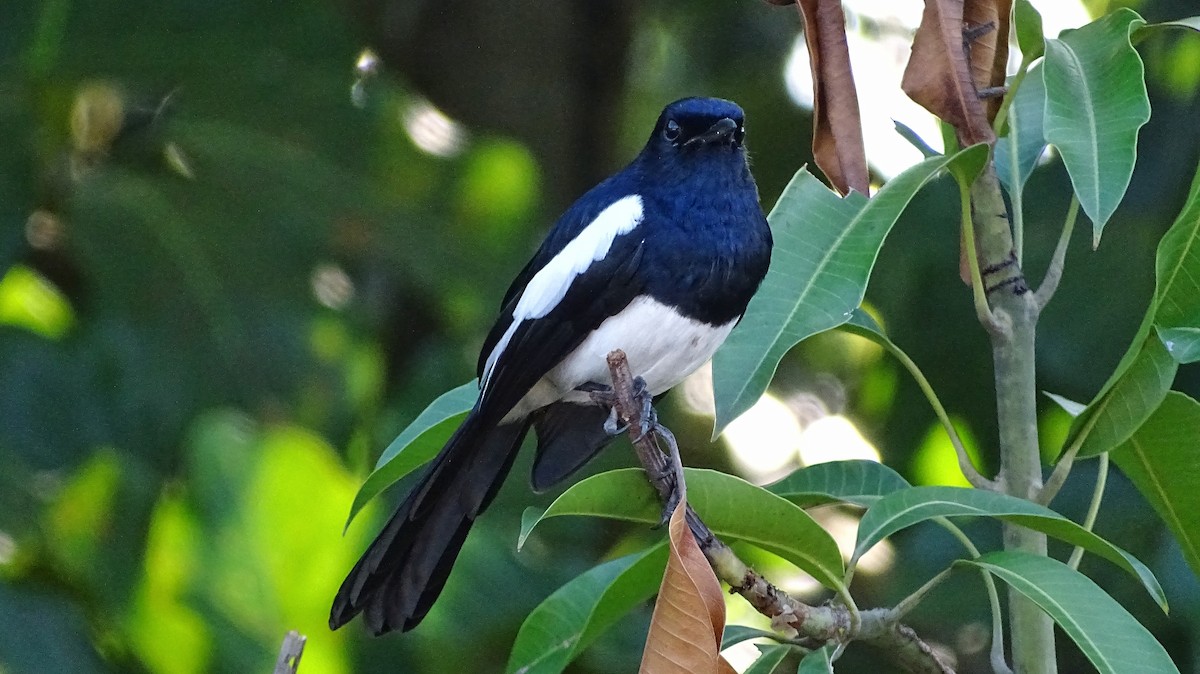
top-left (272, 630), bottom-right (306, 674)
top-left (603, 349), bottom-right (956, 674)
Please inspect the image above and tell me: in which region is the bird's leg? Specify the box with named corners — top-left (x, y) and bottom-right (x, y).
top-left (628, 376), bottom-right (687, 526)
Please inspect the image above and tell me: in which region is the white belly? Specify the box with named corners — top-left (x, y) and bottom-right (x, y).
top-left (502, 296), bottom-right (736, 422)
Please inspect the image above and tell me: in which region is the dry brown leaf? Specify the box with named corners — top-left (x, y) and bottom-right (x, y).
top-left (639, 502), bottom-right (728, 674)
top-left (902, 0), bottom-right (1002, 146)
top-left (965, 0), bottom-right (1012, 121)
top-left (797, 0), bottom-right (869, 196)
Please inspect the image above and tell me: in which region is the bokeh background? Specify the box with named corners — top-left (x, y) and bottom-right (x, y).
top-left (2, 0), bottom-right (1199, 672)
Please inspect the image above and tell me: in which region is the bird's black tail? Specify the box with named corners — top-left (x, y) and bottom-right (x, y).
top-left (329, 411), bottom-right (529, 634)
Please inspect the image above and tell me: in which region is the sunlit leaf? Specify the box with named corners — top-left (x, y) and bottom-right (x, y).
top-left (959, 552), bottom-right (1178, 674)
top-left (712, 145), bottom-right (990, 434)
top-left (344, 381), bottom-right (478, 530)
top-left (507, 543), bottom-right (667, 674)
top-left (1074, 334), bottom-right (1175, 458)
top-left (854, 486), bottom-right (1166, 610)
top-left (995, 62), bottom-right (1047, 195)
top-left (767, 459), bottom-right (909, 508)
top-left (1112, 392), bottom-right (1200, 579)
top-left (520, 468), bottom-right (846, 593)
top-left (1156, 326), bottom-right (1200, 363)
top-left (1013, 0), bottom-right (1045, 60)
top-left (1042, 8), bottom-right (1150, 243)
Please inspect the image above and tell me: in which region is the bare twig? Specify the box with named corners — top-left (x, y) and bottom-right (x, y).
top-left (603, 349), bottom-right (955, 674)
top-left (273, 630), bottom-right (306, 674)
top-left (1034, 195), bottom-right (1079, 312)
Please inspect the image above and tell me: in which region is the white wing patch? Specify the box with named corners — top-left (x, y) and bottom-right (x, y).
top-left (481, 194), bottom-right (645, 392)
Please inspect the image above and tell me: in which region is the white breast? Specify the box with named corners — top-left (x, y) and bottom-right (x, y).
top-left (502, 296), bottom-right (737, 422)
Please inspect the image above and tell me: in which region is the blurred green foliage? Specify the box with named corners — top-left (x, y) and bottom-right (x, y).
top-left (1, 0), bottom-right (1199, 672)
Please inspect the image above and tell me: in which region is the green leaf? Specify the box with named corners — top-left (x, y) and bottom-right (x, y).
top-left (1156, 326), bottom-right (1200, 363)
top-left (892, 120), bottom-right (939, 158)
top-left (1042, 8), bottom-right (1150, 243)
top-left (995, 62), bottom-right (1047, 196)
top-left (853, 486), bottom-right (1166, 610)
top-left (1154, 157), bottom-right (1200, 330)
top-left (1043, 391), bottom-right (1086, 417)
top-left (343, 381), bottom-right (477, 530)
top-left (743, 644), bottom-right (791, 674)
top-left (958, 552), bottom-right (1178, 674)
top-left (1112, 392), bottom-right (1200, 579)
top-left (720, 625), bottom-right (789, 650)
top-left (1143, 18), bottom-right (1200, 32)
top-left (506, 543), bottom-right (667, 674)
top-left (712, 145), bottom-right (990, 434)
top-left (520, 468), bottom-right (847, 593)
top-left (1074, 334), bottom-right (1175, 458)
top-left (767, 460), bottom-right (910, 508)
top-left (797, 645), bottom-right (836, 674)
top-left (1013, 0), bottom-right (1046, 60)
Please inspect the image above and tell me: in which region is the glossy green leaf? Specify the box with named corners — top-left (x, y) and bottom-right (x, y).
top-left (995, 62), bottom-right (1047, 196)
top-left (959, 552), bottom-right (1178, 674)
top-left (344, 381), bottom-right (477, 530)
top-left (854, 486), bottom-right (1166, 610)
top-left (520, 468), bottom-right (846, 592)
top-left (1043, 391), bottom-right (1086, 417)
top-left (1113, 392), bottom-right (1200, 579)
top-left (767, 460), bottom-right (909, 508)
top-left (743, 644), bottom-right (790, 674)
top-left (1157, 326), bottom-right (1200, 363)
top-left (1074, 334), bottom-right (1175, 458)
top-left (506, 543), bottom-right (667, 674)
top-left (720, 625), bottom-right (788, 650)
top-left (1144, 18), bottom-right (1200, 32)
top-left (1042, 8), bottom-right (1150, 243)
top-left (1013, 0), bottom-right (1046, 60)
top-left (797, 645), bottom-right (836, 674)
top-left (1154, 157), bottom-right (1200, 330)
top-left (712, 145), bottom-right (990, 434)
top-left (892, 120), bottom-right (939, 158)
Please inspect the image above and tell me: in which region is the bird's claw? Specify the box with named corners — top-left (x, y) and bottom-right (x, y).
top-left (603, 405), bottom-right (628, 436)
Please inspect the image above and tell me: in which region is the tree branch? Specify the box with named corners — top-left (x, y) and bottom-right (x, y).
top-left (603, 349), bottom-right (956, 674)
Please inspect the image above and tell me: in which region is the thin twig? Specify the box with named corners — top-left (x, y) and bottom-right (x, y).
top-left (603, 349), bottom-right (956, 674)
top-left (882, 338), bottom-right (997, 491)
top-left (1034, 195), bottom-right (1079, 312)
top-left (1038, 402), bottom-right (1101, 506)
top-left (1068, 452), bottom-right (1110, 570)
top-left (934, 518), bottom-right (1013, 674)
top-left (273, 630), bottom-right (306, 674)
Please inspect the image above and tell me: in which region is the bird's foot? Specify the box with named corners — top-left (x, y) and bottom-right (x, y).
top-left (630, 376), bottom-right (657, 443)
top-left (581, 382), bottom-right (631, 435)
top-left (646, 424), bottom-right (687, 527)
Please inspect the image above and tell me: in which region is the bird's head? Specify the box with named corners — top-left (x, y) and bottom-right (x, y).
top-left (646, 97), bottom-right (747, 158)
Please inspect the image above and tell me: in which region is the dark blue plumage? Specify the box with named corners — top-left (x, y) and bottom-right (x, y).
top-left (330, 97), bottom-right (772, 635)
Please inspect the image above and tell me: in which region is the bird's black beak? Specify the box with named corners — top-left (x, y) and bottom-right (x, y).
top-left (686, 117), bottom-right (739, 147)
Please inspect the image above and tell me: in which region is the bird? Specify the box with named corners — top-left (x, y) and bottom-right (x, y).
top-left (330, 96), bottom-right (773, 635)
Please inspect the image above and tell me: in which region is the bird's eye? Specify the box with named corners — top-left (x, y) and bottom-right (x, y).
top-left (663, 119), bottom-right (681, 143)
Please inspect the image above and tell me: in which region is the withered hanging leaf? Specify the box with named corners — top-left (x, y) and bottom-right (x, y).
top-left (902, 0), bottom-right (1001, 145)
top-left (797, 0), bottom-right (869, 196)
top-left (639, 503), bottom-right (731, 674)
top-left (964, 0), bottom-right (1012, 121)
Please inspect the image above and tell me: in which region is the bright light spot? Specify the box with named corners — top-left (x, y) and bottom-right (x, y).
top-left (820, 509), bottom-right (895, 576)
top-left (0, 531), bottom-right (14, 565)
top-left (721, 640), bottom-right (764, 673)
top-left (310, 262), bottom-right (354, 309)
top-left (0, 264), bottom-right (74, 339)
top-left (678, 361), bottom-right (715, 416)
top-left (783, 0), bottom-right (1093, 179)
top-left (25, 210), bottom-right (65, 250)
top-left (722, 393), bottom-right (804, 483)
top-left (352, 48), bottom-right (381, 108)
top-left (798, 414), bottom-right (881, 467)
top-left (402, 99), bottom-right (467, 157)
top-left (956, 620), bottom-right (991, 655)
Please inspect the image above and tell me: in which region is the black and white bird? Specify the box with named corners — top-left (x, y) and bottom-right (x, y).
top-left (330, 97), bottom-right (773, 635)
